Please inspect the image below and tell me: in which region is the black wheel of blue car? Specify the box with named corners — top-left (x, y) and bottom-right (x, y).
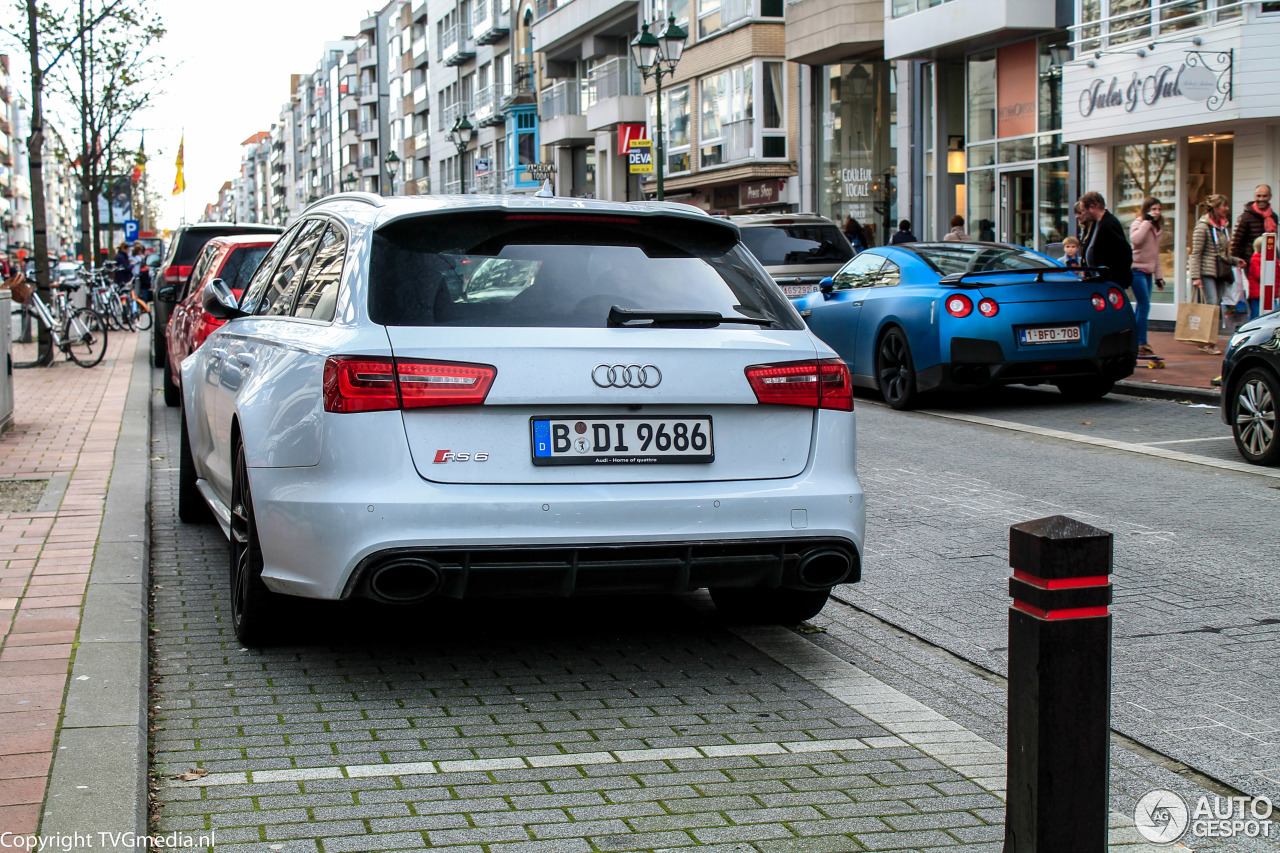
top-left (1054, 377), bottom-right (1114, 401)
top-left (1232, 367), bottom-right (1279, 466)
top-left (876, 328), bottom-right (917, 410)
top-left (230, 442), bottom-right (279, 646)
top-left (710, 587), bottom-right (831, 625)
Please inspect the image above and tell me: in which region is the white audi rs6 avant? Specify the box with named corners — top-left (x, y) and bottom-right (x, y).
top-left (178, 193), bottom-right (866, 645)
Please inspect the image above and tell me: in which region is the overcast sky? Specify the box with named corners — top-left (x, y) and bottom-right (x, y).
top-left (130, 0), bottom-right (376, 230)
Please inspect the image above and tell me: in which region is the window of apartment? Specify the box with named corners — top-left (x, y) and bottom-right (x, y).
top-left (697, 0), bottom-right (721, 38)
top-left (1076, 0), bottom-right (1243, 50)
top-left (644, 0), bottom-right (690, 29)
top-left (761, 61), bottom-right (784, 156)
top-left (478, 62), bottom-right (490, 95)
top-left (699, 64), bottom-right (751, 167)
top-left (650, 85), bottom-right (690, 174)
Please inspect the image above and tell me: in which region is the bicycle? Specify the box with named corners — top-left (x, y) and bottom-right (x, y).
top-left (10, 280), bottom-right (109, 368)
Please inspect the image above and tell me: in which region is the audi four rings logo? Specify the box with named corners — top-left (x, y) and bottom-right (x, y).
top-left (592, 364), bottom-right (662, 388)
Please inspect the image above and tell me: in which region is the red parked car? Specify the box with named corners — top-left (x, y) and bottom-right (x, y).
top-left (162, 234), bottom-right (279, 407)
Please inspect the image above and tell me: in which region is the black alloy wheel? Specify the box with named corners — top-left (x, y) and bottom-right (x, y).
top-left (1232, 367), bottom-right (1279, 466)
top-left (163, 359), bottom-right (181, 408)
top-left (229, 442), bottom-right (278, 645)
top-left (876, 328), bottom-right (917, 410)
top-left (177, 411), bottom-right (209, 524)
top-left (710, 587), bottom-right (832, 625)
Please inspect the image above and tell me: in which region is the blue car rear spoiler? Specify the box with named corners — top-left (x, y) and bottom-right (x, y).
top-left (939, 266), bottom-right (1112, 287)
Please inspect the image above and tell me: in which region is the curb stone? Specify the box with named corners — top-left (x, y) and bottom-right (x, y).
top-left (38, 332), bottom-right (151, 852)
top-left (1113, 379), bottom-right (1220, 405)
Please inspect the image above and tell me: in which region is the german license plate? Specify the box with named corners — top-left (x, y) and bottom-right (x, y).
top-left (782, 284), bottom-right (819, 298)
top-left (1019, 325), bottom-right (1082, 345)
top-left (531, 416), bottom-right (714, 465)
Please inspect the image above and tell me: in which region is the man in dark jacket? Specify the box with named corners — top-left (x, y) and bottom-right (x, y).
top-left (889, 220), bottom-right (917, 244)
top-left (1230, 184), bottom-right (1276, 265)
top-left (1078, 191), bottom-right (1132, 287)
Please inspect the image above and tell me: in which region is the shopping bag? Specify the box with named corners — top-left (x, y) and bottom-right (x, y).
top-left (1224, 268), bottom-right (1249, 314)
top-left (1175, 287), bottom-right (1220, 345)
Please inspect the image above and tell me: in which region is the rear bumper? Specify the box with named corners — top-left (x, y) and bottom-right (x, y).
top-left (919, 329), bottom-right (1136, 392)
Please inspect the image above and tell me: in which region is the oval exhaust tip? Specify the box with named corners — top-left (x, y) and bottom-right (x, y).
top-left (796, 550), bottom-right (852, 589)
top-left (367, 558), bottom-right (442, 603)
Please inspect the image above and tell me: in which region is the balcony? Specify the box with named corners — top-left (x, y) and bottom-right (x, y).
top-left (440, 99), bottom-right (474, 131)
top-left (412, 35), bottom-right (428, 65)
top-left (540, 80), bottom-right (590, 145)
top-left (475, 0), bottom-right (511, 44)
top-left (584, 57), bottom-right (644, 131)
top-left (361, 154), bottom-right (378, 171)
top-left (0, 85), bottom-right (9, 103)
top-left (884, 0), bottom-right (1054, 58)
top-left (443, 179), bottom-right (463, 194)
top-left (413, 82), bottom-right (429, 112)
top-left (532, 0), bottom-right (637, 57)
top-left (360, 82), bottom-right (378, 103)
top-left (442, 21), bottom-right (476, 66)
top-left (358, 45), bottom-right (376, 67)
top-left (501, 63), bottom-right (536, 107)
top-left (472, 168), bottom-right (506, 194)
top-left (415, 129), bottom-right (430, 150)
top-left (785, 0), bottom-right (881, 64)
top-left (360, 119), bottom-right (379, 137)
top-left (474, 84), bottom-right (512, 126)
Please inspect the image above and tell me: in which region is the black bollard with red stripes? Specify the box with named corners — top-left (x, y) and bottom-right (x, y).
top-left (1003, 515), bottom-right (1112, 853)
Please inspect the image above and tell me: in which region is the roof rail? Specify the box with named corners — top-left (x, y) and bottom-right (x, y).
top-left (303, 192), bottom-right (386, 212)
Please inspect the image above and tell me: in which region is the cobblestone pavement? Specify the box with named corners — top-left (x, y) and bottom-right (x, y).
top-left (148, 371), bottom-right (1260, 851)
top-left (846, 400), bottom-right (1280, 805)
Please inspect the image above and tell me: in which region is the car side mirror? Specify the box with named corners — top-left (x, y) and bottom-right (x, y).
top-left (202, 278), bottom-right (247, 321)
top-left (820, 277), bottom-right (834, 300)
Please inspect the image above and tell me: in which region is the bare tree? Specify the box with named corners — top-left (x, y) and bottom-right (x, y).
top-left (2, 0), bottom-right (128, 363)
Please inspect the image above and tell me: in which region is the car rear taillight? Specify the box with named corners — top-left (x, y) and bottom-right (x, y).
top-left (977, 298), bottom-right (999, 317)
top-left (744, 358), bottom-right (853, 411)
top-left (323, 356), bottom-right (497, 413)
top-left (945, 294), bottom-right (973, 318)
top-left (1090, 293), bottom-right (1106, 311)
top-left (1107, 287), bottom-right (1125, 309)
top-left (165, 264), bottom-right (193, 284)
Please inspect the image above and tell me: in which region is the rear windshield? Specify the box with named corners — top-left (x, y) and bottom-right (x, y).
top-left (218, 246), bottom-right (272, 291)
top-left (909, 244), bottom-right (1058, 276)
top-left (738, 224), bottom-right (854, 267)
top-left (368, 212), bottom-right (802, 329)
top-left (174, 228), bottom-right (278, 265)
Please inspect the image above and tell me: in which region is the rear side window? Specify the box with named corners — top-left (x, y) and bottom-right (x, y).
top-left (218, 246), bottom-right (272, 292)
top-left (259, 221), bottom-right (325, 316)
top-left (369, 212), bottom-right (801, 329)
top-left (292, 226), bottom-right (345, 321)
top-left (172, 228), bottom-right (276, 265)
top-left (739, 224), bottom-right (853, 267)
top-left (912, 244), bottom-right (1057, 276)
top-left (183, 246), bottom-right (220, 299)
top-left (238, 227), bottom-right (302, 314)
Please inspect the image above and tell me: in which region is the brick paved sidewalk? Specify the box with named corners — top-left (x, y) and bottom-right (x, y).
top-left (0, 332), bottom-right (141, 834)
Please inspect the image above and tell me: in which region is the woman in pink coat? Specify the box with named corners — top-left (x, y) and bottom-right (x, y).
top-left (1128, 196), bottom-right (1165, 356)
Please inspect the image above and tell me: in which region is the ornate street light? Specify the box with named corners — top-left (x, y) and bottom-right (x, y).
top-left (630, 15), bottom-right (687, 201)
top-left (385, 150), bottom-right (401, 196)
top-left (340, 170), bottom-right (357, 192)
top-left (449, 116), bottom-right (474, 194)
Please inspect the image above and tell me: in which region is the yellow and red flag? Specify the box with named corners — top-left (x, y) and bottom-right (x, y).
top-left (172, 135), bottom-right (186, 195)
top-left (131, 134), bottom-right (146, 184)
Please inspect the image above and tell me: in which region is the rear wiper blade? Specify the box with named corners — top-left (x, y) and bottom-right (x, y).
top-left (607, 306), bottom-right (774, 328)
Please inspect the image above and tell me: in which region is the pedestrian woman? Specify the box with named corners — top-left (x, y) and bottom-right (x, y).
top-left (843, 216), bottom-right (867, 253)
top-left (113, 241), bottom-right (132, 287)
top-left (1188, 194), bottom-right (1246, 352)
top-left (1129, 196), bottom-right (1165, 356)
top-left (942, 214), bottom-right (971, 242)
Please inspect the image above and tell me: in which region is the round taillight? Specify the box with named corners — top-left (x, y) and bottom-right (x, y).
top-left (1091, 293), bottom-right (1106, 311)
top-left (977, 298), bottom-right (999, 317)
top-left (1108, 287), bottom-right (1125, 309)
top-left (945, 294), bottom-right (973, 318)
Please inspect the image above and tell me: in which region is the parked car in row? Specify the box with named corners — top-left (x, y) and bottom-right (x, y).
top-left (794, 241), bottom-right (1139, 409)
top-left (177, 193), bottom-right (866, 645)
top-left (154, 222), bottom-right (283, 368)
top-left (728, 213), bottom-right (855, 299)
top-left (1221, 309), bottom-right (1280, 466)
top-left (161, 234), bottom-right (280, 407)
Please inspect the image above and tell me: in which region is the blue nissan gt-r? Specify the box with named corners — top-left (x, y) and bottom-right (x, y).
top-left (794, 242), bottom-right (1138, 409)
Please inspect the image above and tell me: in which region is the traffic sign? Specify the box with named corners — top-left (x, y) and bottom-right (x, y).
top-left (628, 139), bottom-right (653, 175)
top-left (123, 219), bottom-right (140, 242)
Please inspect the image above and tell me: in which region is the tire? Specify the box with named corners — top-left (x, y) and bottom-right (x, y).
top-left (876, 327), bottom-right (918, 410)
top-left (230, 442), bottom-right (280, 646)
top-left (153, 322), bottom-right (166, 368)
top-left (1231, 367), bottom-right (1280, 466)
top-left (1054, 377), bottom-right (1114, 401)
top-left (163, 358), bottom-right (181, 407)
top-left (64, 309), bottom-right (107, 367)
top-left (178, 411), bottom-right (209, 523)
top-left (710, 587), bottom-right (832, 625)
top-left (135, 301), bottom-right (153, 331)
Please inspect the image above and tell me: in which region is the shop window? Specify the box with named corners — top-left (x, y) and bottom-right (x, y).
top-left (816, 62), bottom-right (897, 248)
top-left (966, 53), bottom-right (995, 144)
top-left (1113, 141), bottom-right (1179, 305)
top-left (1160, 0), bottom-right (1207, 32)
top-left (1038, 35), bottom-right (1066, 135)
top-left (1038, 162), bottom-right (1070, 248)
top-left (967, 169), bottom-right (996, 243)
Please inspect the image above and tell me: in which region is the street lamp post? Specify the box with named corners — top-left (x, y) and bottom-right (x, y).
top-left (630, 15), bottom-right (687, 201)
top-left (340, 170), bottom-right (356, 192)
top-left (449, 116), bottom-right (474, 194)
top-left (385, 151), bottom-right (401, 196)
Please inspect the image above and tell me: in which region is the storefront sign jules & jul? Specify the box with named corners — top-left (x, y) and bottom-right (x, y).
top-left (1078, 62), bottom-right (1218, 117)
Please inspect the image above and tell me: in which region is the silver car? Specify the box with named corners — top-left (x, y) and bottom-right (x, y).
top-left (179, 193), bottom-right (866, 645)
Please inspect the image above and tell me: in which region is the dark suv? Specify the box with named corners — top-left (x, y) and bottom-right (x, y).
top-left (154, 222), bottom-right (283, 367)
